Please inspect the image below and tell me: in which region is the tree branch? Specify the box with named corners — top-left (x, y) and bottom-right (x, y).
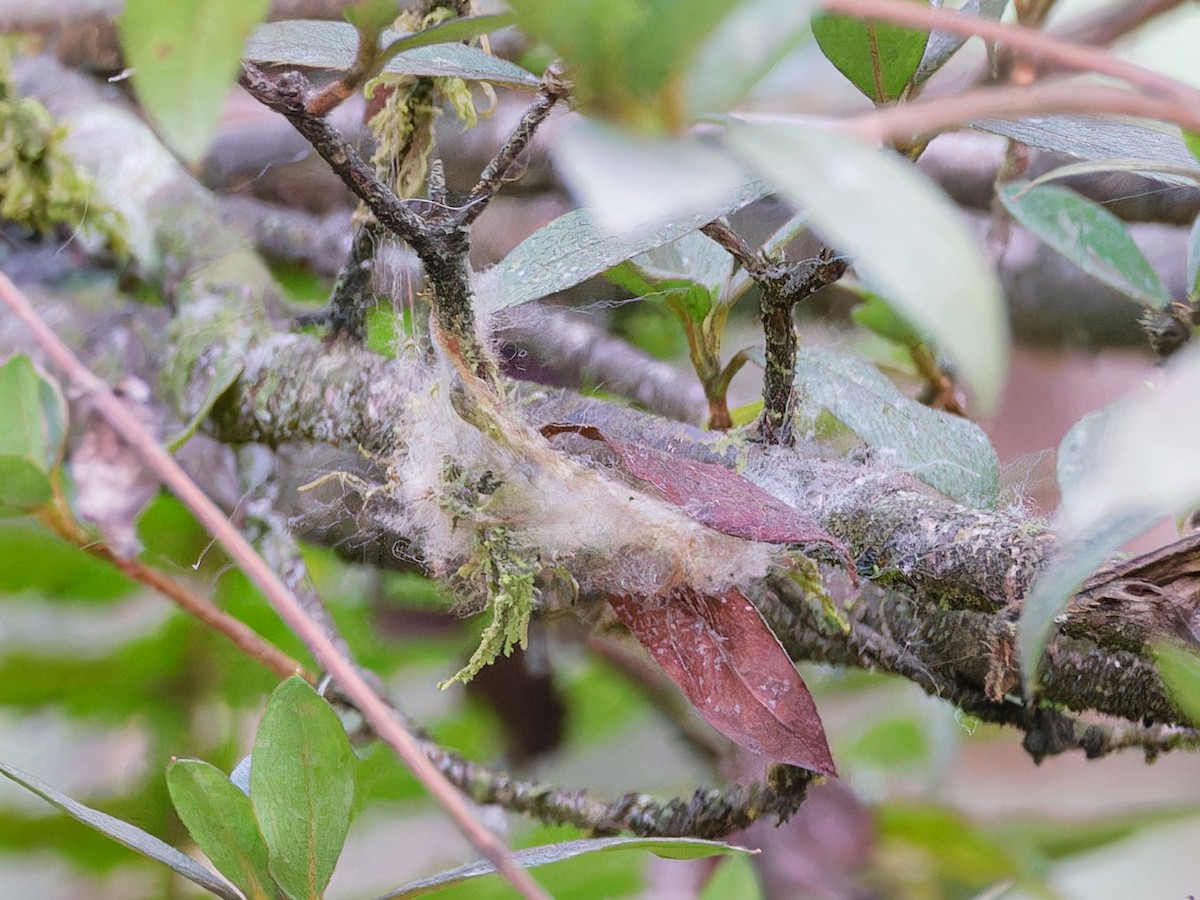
top-left (702, 221), bottom-right (848, 445)
top-left (463, 71), bottom-right (568, 226)
top-left (238, 63), bottom-right (438, 258)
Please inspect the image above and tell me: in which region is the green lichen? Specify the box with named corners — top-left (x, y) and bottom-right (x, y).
top-left (440, 526), bottom-right (540, 689)
top-left (0, 42), bottom-right (125, 253)
top-left (365, 7), bottom-right (491, 200)
top-left (369, 76), bottom-right (439, 200)
top-left (784, 553), bottom-right (849, 635)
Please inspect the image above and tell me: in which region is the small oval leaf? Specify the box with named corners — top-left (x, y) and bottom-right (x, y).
top-left (811, 7), bottom-right (929, 103)
top-left (252, 676), bottom-right (355, 900)
top-left (998, 181), bottom-right (1171, 308)
top-left (168, 759), bottom-right (276, 900)
top-left (0, 355), bottom-right (68, 512)
top-left (244, 20), bottom-right (538, 89)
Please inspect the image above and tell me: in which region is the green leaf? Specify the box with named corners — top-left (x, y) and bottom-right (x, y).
top-left (620, 230), bottom-right (734, 297)
top-left (623, 0), bottom-right (752, 102)
top-left (812, 4), bottom-right (929, 103)
top-left (851, 293), bottom-right (923, 347)
top-left (687, 0), bottom-right (817, 117)
top-left (168, 759), bottom-right (276, 900)
top-left (252, 677), bottom-right (355, 900)
top-left (0, 355), bottom-right (67, 513)
top-left (491, 180), bottom-right (764, 309)
top-left (0, 522), bottom-right (132, 600)
top-left (166, 351), bottom-right (243, 452)
top-left (244, 20), bottom-right (538, 89)
top-left (998, 182), bottom-right (1170, 309)
top-left (1022, 158), bottom-right (1200, 191)
top-left (1184, 130), bottom-right (1200, 165)
top-left (374, 836), bottom-right (754, 899)
top-left (975, 116), bottom-right (1200, 187)
top-left (119, 0), bottom-right (271, 163)
top-left (506, 0), bottom-right (642, 115)
top-left (1187, 214), bottom-right (1200, 301)
top-left (1151, 642), bottom-right (1200, 725)
top-left (553, 117), bottom-right (757, 234)
top-left (0, 761), bottom-right (240, 900)
top-left (509, 0), bottom-right (748, 127)
top-left (727, 123), bottom-right (1007, 411)
top-left (371, 13), bottom-right (519, 72)
top-left (795, 347), bottom-right (999, 506)
top-left (344, 0), bottom-right (401, 33)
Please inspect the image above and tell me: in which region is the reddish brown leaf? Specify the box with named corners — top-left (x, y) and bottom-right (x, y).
top-left (608, 588), bottom-right (836, 775)
top-left (542, 423), bottom-right (851, 570)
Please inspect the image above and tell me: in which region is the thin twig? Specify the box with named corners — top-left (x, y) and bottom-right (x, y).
top-left (700, 220), bottom-right (765, 277)
top-left (463, 71), bottom-right (568, 226)
top-left (421, 736), bottom-right (816, 837)
top-left (238, 63), bottom-right (438, 258)
top-left (241, 61), bottom-right (498, 386)
top-left (0, 273), bottom-right (549, 900)
top-left (40, 490), bottom-right (310, 683)
top-left (1051, 0), bottom-right (1187, 48)
top-left (821, 0), bottom-right (1200, 112)
top-left (835, 82), bottom-right (1200, 146)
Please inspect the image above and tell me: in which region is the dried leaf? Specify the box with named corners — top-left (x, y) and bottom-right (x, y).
top-left (542, 423), bottom-right (850, 568)
top-left (70, 378), bottom-right (163, 559)
top-left (609, 587), bottom-right (836, 775)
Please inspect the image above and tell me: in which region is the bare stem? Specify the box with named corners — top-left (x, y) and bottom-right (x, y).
top-left (323, 218), bottom-right (385, 339)
top-left (701, 222), bottom-right (848, 445)
top-left (239, 64), bottom-right (437, 258)
top-left (40, 485), bottom-right (310, 683)
top-left (464, 71), bottom-right (568, 226)
top-left (700, 220), bottom-right (766, 277)
top-left (837, 82), bottom-right (1200, 146)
